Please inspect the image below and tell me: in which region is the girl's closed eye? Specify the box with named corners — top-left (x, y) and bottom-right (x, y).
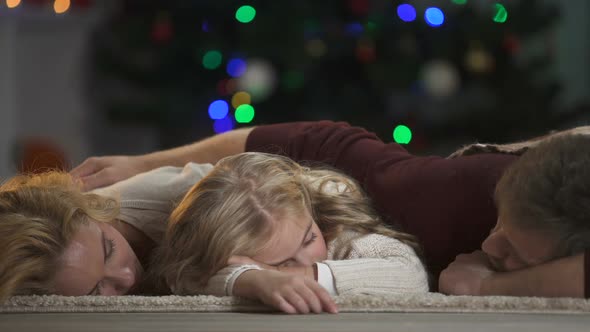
top-left (303, 232), bottom-right (317, 247)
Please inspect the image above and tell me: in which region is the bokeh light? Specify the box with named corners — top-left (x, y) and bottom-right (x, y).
top-left (366, 21), bottom-right (378, 33)
top-left (306, 39), bottom-right (327, 57)
top-left (202, 50), bottom-right (222, 70)
top-left (452, 0), bottom-right (467, 4)
top-left (493, 3), bottom-right (508, 23)
top-left (282, 70), bottom-right (305, 91)
top-left (214, 116), bottom-right (234, 134)
top-left (393, 125), bottom-right (412, 144)
top-left (231, 91), bottom-right (251, 108)
top-left (225, 79), bottom-right (238, 95)
top-left (425, 7), bottom-right (445, 27)
top-left (227, 58), bottom-right (247, 77)
top-left (397, 4), bottom-right (417, 22)
top-left (202, 20), bottom-right (210, 32)
top-left (6, 0), bottom-right (21, 9)
top-left (235, 104), bottom-right (255, 123)
top-left (54, 0), bottom-right (70, 14)
top-left (236, 5), bottom-right (256, 23)
top-left (345, 23), bottom-right (364, 36)
top-left (208, 100), bottom-right (229, 120)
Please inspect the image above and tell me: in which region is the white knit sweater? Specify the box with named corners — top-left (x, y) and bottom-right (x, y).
top-left (93, 162), bottom-right (430, 296)
top-left (206, 231), bottom-right (429, 296)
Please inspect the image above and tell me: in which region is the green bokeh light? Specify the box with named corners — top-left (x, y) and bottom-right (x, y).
top-left (393, 125), bottom-right (412, 144)
top-left (202, 50), bottom-right (222, 70)
top-left (452, 0), bottom-right (468, 5)
top-left (493, 3), bottom-right (508, 23)
top-left (282, 70), bottom-right (305, 91)
top-left (235, 104), bottom-right (255, 123)
top-left (236, 5), bottom-right (256, 23)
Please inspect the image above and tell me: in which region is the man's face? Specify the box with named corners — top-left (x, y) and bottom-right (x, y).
top-left (481, 214), bottom-right (562, 272)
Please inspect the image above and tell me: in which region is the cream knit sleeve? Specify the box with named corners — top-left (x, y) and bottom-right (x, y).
top-left (323, 233), bottom-right (429, 295)
top-left (201, 265), bottom-right (262, 296)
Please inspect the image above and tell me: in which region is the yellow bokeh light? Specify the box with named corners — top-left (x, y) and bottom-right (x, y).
top-left (7, 0), bottom-right (21, 9)
top-left (232, 91), bottom-right (252, 109)
top-left (306, 39), bottom-right (327, 58)
top-left (54, 0), bottom-right (71, 14)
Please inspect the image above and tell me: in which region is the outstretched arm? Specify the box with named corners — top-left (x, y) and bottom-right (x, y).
top-left (440, 251), bottom-right (586, 298)
top-left (71, 127), bottom-right (254, 190)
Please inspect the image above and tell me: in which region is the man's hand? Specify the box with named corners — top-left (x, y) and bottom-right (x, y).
top-left (439, 250), bottom-right (495, 295)
top-left (70, 155), bottom-right (149, 191)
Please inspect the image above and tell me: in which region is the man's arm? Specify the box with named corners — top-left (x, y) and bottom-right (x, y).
top-left (482, 254), bottom-right (585, 298)
top-left (71, 127), bottom-right (254, 190)
top-left (141, 127), bottom-right (254, 168)
top-left (72, 120), bottom-right (391, 190)
top-left (440, 251), bottom-right (586, 298)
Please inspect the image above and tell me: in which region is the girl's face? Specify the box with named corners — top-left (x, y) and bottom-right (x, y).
top-left (51, 220), bottom-right (143, 296)
top-left (252, 211), bottom-right (328, 267)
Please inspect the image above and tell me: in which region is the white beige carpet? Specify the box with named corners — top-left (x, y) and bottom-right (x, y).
top-left (2, 293), bottom-right (590, 315)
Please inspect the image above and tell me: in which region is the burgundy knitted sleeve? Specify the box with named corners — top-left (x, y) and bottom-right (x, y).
top-left (246, 121), bottom-right (517, 280)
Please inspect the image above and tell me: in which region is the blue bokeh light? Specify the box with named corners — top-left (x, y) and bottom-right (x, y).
top-left (425, 7), bottom-right (445, 27)
top-left (397, 4), bottom-right (417, 22)
top-left (226, 58), bottom-right (247, 78)
top-left (208, 100), bottom-right (229, 120)
top-left (345, 22), bottom-right (364, 36)
top-left (213, 116), bottom-right (234, 134)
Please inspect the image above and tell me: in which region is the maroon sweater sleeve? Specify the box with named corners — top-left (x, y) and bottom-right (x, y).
top-left (586, 250), bottom-right (590, 298)
top-left (246, 121), bottom-right (518, 282)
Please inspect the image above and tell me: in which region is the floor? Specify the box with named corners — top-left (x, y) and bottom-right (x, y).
top-left (1, 312), bottom-right (590, 332)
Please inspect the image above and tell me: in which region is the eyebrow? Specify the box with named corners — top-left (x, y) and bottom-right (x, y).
top-left (273, 221), bottom-right (313, 266)
top-left (86, 231), bottom-right (107, 295)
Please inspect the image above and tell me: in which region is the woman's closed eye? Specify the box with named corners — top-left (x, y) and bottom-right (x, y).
top-left (303, 232), bottom-right (317, 247)
top-left (91, 236), bottom-right (116, 295)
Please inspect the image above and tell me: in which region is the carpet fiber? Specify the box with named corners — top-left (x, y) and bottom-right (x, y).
top-left (2, 293), bottom-right (590, 314)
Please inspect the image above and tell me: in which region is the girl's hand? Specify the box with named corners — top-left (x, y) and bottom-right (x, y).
top-left (234, 269), bottom-right (338, 314)
top-left (228, 255), bottom-right (316, 280)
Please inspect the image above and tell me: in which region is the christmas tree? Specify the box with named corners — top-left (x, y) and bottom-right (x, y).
top-left (89, 0), bottom-right (563, 152)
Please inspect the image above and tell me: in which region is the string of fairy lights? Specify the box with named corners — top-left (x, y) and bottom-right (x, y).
top-left (3, 0), bottom-right (510, 145)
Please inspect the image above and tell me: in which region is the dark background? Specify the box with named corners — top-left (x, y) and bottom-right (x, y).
top-left (1, 0), bottom-right (589, 177)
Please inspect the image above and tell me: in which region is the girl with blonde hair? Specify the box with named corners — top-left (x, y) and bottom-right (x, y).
top-left (153, 152), bottom-right (430, 314)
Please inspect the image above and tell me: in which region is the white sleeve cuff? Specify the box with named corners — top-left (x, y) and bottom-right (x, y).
top-left (226, 264), bottom-right (263, 296)
top-left (316, 262), bottom-right (338, 296)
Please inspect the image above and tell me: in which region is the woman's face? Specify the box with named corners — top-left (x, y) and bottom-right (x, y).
top-left (51, 219), bottom-right (143, 296)
top-left (252, 211), bottom-right (328, 267)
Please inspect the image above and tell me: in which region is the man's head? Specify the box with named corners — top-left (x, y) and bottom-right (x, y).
top-left (483, 134), bottom-right (590, 272)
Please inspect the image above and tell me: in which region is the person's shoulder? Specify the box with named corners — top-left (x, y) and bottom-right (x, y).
top-left (331, 231), bottom-right (418, 260)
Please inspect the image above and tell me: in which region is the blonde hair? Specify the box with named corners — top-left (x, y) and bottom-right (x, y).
top-left (153, 152), bottom-right (421, 294)
top-left (0, 171), bottom-right (119, 301)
